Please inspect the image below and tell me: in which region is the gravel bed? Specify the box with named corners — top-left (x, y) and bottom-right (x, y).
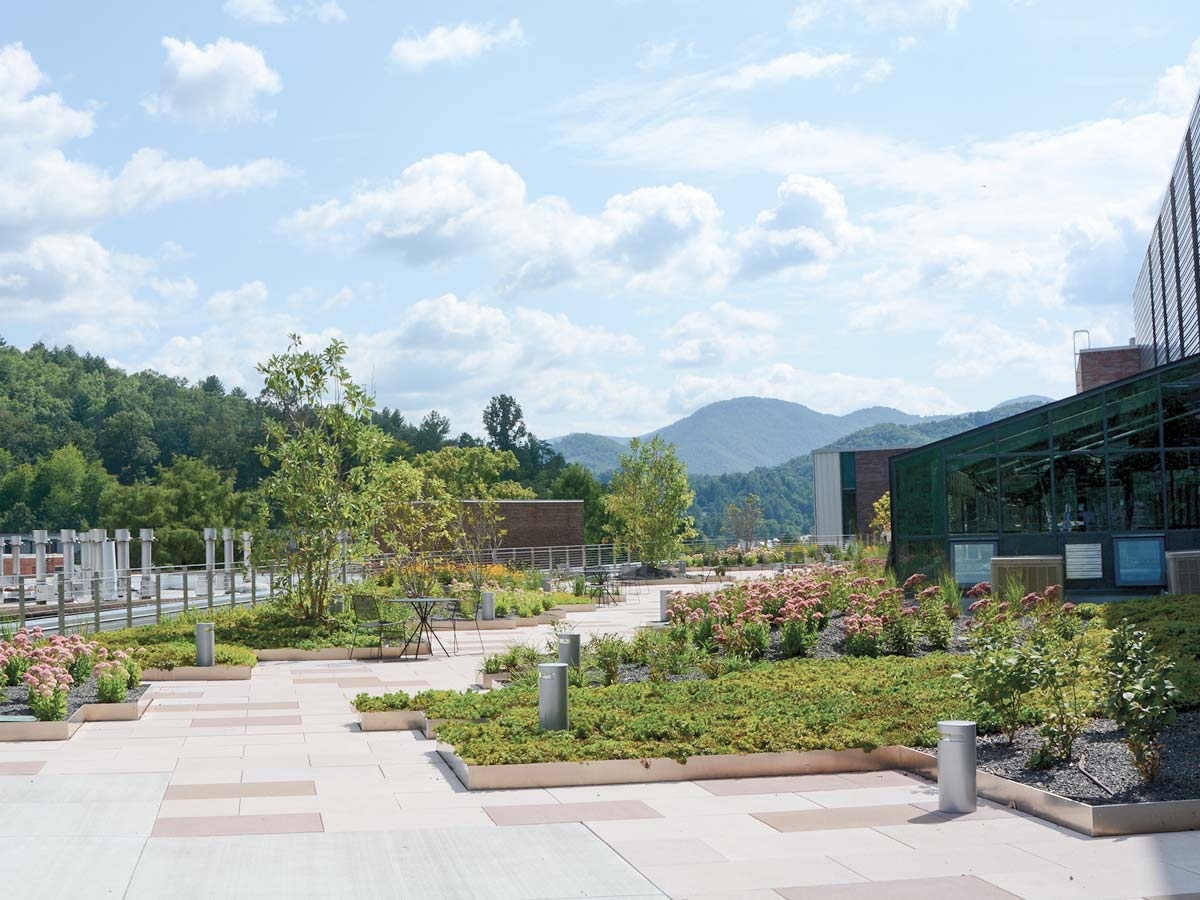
top-left (930, 711), bottom-right (1200, 804)
top-left (764, 612), bottom-right (973, 661)
top-left (1, 677), bottom-right (148, 720)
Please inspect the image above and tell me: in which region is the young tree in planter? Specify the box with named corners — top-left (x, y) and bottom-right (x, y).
top-left (365, 459), bottom-right (457, 598)
top-left (723, 493), bottom-right (763, 548)
top-left (257, 336), bottom-right (391, 620)
top-left (604, 436), bottom-right (696, 569)
top-left (870, 491), bottom-right (891, 539)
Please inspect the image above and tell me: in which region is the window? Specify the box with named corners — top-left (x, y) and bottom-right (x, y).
top-left (1000, 456), bottom-right (1052, 533)
top-left (1161, 360), bottom-right (1200, 447)
top-left (893, 451), bottom-right (943, 538)
top-left (997, 412), bottom-right (1049, 454)
top-left (1166, 450), bottom-right (1200, 529)
top-left (1052, 397), bottom-right (1107, 453)
top-left (1109, 453), bottom-right (1164, 530)
top-left (951, 541), bottom-right (995, 586)
top-left (1053, 455), bottom-right (1108, 532)
top-left (1115, 537), bottom-right (1165, 586)
top-left (946, 456), bottom-right (998, 534)
top-left (1106, 379), bottom-right (1160, 450)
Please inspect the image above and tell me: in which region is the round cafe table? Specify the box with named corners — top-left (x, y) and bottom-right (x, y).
top-left (379, 597), bottom-right (450, 658)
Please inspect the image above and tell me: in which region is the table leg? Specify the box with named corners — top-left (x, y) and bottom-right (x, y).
top-left (417, 602), bottom-right (451, 657)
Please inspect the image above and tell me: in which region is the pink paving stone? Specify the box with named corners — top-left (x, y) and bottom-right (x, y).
top-left (191, 702), bottom-right (301, 711)
top-left (0, 761), bottom-right (45, 775)
top-left (696, 775), bottom-right (856, 796)
top-left (776, 875), bottom-right (1024, 899)
top-left (165, 781), bottom-right (318, 800)
top-left (190, 716), bottom-right (303, 728)
top-left (151, 812), bottom-right (324, 837)
top-left (754, 804), bottom-right (946, 832)
top-left (484, 800), bottom-right (662, 826)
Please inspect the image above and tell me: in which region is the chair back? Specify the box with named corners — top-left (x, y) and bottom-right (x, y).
top-left (351, 593), bottom-right (381, 621)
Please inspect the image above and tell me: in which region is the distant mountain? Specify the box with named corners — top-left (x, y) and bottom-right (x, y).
top-left (551, 396), bottom-right (931, 477)
top-left (550, 433), bottom-right (626, 476)
top-left (991, 395), bottom-right (1054, 411)
top-left (819, 399), bottom-right (1051, 451)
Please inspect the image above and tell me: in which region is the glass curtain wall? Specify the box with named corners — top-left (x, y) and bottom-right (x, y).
top-left (891, 355), bottom-right (1200, 585)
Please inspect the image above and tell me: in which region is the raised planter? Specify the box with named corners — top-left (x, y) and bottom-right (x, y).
top-left (358, 709), bottom-right (427, 732)
top-left (254, 644), bottom-right (432, 662)
top-left (427, 739), bottom-right (1200, 839)
top-left (0, 692), bottom-right (154, 742)
top-left (142, 665), bottom-right (253, 681)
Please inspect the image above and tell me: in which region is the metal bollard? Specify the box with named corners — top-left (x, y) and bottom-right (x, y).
top-left (540, 576), bottom-right (553, 593)
top-left (195, 623), bottom-right (215, 667)
top-left (558, 632), bottom-right (581, 668)
top-left (659, 589), bottom-right (672, 623)
top-left (937, 720), bottom-right (977, 814)
top-left (538, 663), bottom-right (569, 731)
top-left (480, 591), bottom-right (495, 621)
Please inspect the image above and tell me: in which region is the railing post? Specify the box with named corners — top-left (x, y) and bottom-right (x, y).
top-left (269, 566), bottom-right (275, 602)
top-left (56, 577), bottom-right (65, 634)
top-left (250, 567), bottom-right (257, 607)
top-left (17, 576), bottom-right (25, 628)
top-left (155, 573), bottom-right (162, 623)
top-left (92, 574), bottom-right (101, 633)
top-left (182, 570), bottom-right (189, 614)
top-left (207, 571), bottom-right (214, 612)
top-left (228, 567), bottom-right (235, 608)
top-left (125, 580), bottom-right (133, 629)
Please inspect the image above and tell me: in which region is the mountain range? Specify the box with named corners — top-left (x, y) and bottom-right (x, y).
top-left (551, 395), bottom-right (1051, 477)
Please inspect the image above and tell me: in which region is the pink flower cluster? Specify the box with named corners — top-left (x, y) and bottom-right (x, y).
top-left (23, 663), bottom-right (73, 700)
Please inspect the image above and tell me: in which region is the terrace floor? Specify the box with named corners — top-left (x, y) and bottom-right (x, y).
top-left (3, 585), bottom-right (1200, 899)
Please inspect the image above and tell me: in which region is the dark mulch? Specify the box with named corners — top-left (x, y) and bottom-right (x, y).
top-left (763, 611), bottom-right (973, 661)
top-left (1, 677), bottom-right (148, 720)
top-left (613, 661), bottom-right (705, 685)
top-left (931, 711), bottom-right (1200, 805)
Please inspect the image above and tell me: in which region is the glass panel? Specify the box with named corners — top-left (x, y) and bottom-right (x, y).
top-left (951, 541), bottom-right (995, 586)
top-left (1109, 452), bottom-right (1164, 530)
top-left (892, 450), bottom-right (944, 538)
top-left (1161, 360), bottom-right (1200, 447)
top-left (893, 539), bottom-right (945, 582)
top-left (1166, 450), bottom-right (1200, 529)
top-left (1052, 397), bottom-right (1106, 452)
top-left (942, 426), bottom-right (996, 456)
top-left (840, 453), bottom-right (856, 490)
top-left (1106, 377), bottom-right (1160, 450)
top-left (997, 412), bottom-right (1049, 454)
top-left (1115, 537), bottom-right (1165, 585)
top-left (1053, 455), bottom-right (1109, 532)
top-left (841, 490), bottom-right (857, 536)
top-left (999, 456), bottom-right (1052, 533)
top-left (946, 456), bottom-right (998, 534)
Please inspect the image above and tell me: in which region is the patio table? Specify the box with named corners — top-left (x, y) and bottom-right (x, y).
top-left (379, 597), bottom-right (451, 658)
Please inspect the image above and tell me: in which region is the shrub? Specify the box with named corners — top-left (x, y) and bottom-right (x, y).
top-left (134, 642), bottom-right (257, 671)
top-left (956, 632), bottom-right (1033, 743)
top-left (1026, 627), bottom-right (1096, 768)
top-left (916, 586), bottom-right (953, 650)
top-left (95, 659), bottom-right (129, 703)
top-left (1105, 624), bottom-right (1179, 782)
top-left (353, 690), bottom-right (411, 712)
top-left (588, 634), bottom-right (626, 686)
top-left (23, 664), bottom-right (72, 721)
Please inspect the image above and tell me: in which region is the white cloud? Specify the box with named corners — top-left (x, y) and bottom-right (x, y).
top-left (159, 241), bottom-right (192, 262)
top-left (287, 150), bottom-right (731, 292)
top-left (663, 302), bottom-right (779, 368)
top-left (142, 37), bottom-right (282, 124)
top-left (638, 39), bottom-right (689, 71)
top-left (208, 280), bottom-right (269, 316)
top-left (0, 43), bottom-right (94, 147)
top-left (860, 58), bottom-right (895, 84)
top-left (149, 275), bottom-right (199, 301)
top-left (788, 4), bottom-right (825, 31)
top-left (114, 149), bottom-right (290, 210)
top-left (736, 175), bottom-right (860, 280)
top-left (390, 20), bottom-right (523, 70)
top-left (1145, 37), bottom-right (1200, 115)
top-left (223, 0), bottom-right (346, 25)
top-left (715, 51), bottom-right (855, 91)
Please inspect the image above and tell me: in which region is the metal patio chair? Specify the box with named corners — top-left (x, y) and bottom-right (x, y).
top-left (429, 596), bottom-right (485, 655)
top-left (348, 593), bottom-right (408, 660)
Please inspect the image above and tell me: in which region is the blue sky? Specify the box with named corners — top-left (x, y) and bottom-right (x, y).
top-left (5, 1), bottom-right (1200, 438)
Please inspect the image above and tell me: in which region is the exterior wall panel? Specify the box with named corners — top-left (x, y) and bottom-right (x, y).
top-left (812, 451), bottom-right (844, 542)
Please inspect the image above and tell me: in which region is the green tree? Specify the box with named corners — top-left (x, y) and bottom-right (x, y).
top-left (257, 336), bottom-right (391, 620)
top-left (550, 463), bottom-right (608, 543)
top-left (415, 446), bottom-right (534, 500)
top-left (604, 436), bottom-right (696, 567)
top-left (364, 459), bottom-right (457, 598)
top-left (870, 491), bottom-right (891, 537)
top-left (411, 410), bottom-right (451, 453)
top-left (482, 394), bottom-right (528, 453)
top-left (723, 493), bottom-right (764, 547)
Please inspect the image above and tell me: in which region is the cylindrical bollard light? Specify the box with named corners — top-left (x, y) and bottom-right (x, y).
top-left (659, 589), bottom-right (672, 622)
top-left (558, 632), bottom-right (581, 668)
top-left (540, 576), bottom-right (553, 593)
top-left (677, 559), bottom-right (686, 576)
top-left (538, 663), bottom-right (569, 731)
top-left (480, 591), bottom-right (495, 621)
top-left (195, 623), bottom-right (215, 667)
top-left (937, 720), bottom-right (977, 814)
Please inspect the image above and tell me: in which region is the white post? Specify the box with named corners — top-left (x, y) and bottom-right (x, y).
top-left (101, 532), bottom-right (117, 600)
top-left (140, 528), bottom-right (154, 586)
top-left (222, 527), bottom-right (234, 590)
top-left (114, 528), bottom-right (131, 594)
top-left (33, 530), bottom-right (48, 585)
top-left (59, 529), bottom-right (76, 597)
top-left (9, 535), bottom-right (22, 587)
top-left (204, 528), bottom-right (217, 577)
top-left (241, 531), bottom-right (252, 582)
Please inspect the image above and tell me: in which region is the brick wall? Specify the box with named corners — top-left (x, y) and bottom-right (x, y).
top-left (461, 500), bottom-right (585, 548)
top-left (1076, 347), bottom-right (1144, 393)
top-left (854, 449), bottom-right (907, 537)
top-left (2, 555), bottom-right (64, 576)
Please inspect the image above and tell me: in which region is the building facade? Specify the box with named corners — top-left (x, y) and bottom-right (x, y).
top-left (813, 448), bottom-right (906, 545)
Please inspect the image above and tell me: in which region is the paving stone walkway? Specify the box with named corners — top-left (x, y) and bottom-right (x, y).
top-left (2, 584), bottom-right (1200, 898)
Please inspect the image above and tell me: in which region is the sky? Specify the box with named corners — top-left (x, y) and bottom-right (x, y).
top-left (5, 1), bottom-right (1200, 440)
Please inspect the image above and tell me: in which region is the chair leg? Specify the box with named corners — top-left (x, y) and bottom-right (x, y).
top-left (450, 617), bottom-right (459, 655)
